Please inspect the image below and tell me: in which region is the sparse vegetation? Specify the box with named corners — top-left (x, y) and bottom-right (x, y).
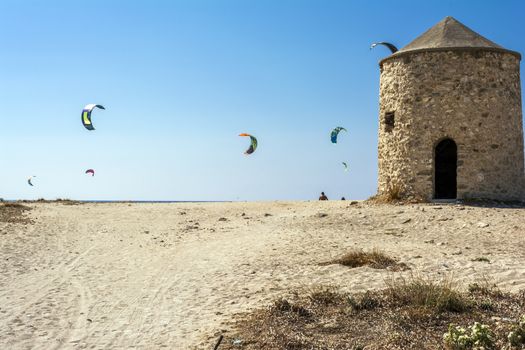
top-left (19, 198), bottom-right (82, 205)
top-left (272, 298), bottom-right (311, 318)
top-left (54, 198), bottom-right (82, 205)
top-left (216, 276), bottom-right (525, 349)
top-left (468, 278), bottom-right (503, 298)
top-left (307, 286), bottom-right (343, 306)
top-left (347, 290), bottom-right (381, 311)
top-left (0, 202), bottom-right (32, 224)
top-left (2, 202), bottom-right (28, 209)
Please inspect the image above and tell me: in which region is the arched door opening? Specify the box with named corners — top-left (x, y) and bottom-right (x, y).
top-left (434, 138), bottom-right (457, 199)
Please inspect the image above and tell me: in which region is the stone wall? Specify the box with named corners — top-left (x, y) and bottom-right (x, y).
top-left (378, 50), bottom-right (525, 201)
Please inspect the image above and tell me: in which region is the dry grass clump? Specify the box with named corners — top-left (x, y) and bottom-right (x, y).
top-left (0, 202), bottom-right (32, 224)
top-left (307, 286), bottom-right (345, 306)
top-left (347, 290), bottom-right (381, 311)
top-left (55, 198), bottom-right (83, 205)
top-left (367, 184), bottom-right (403, 204)
top-left (367, 184), bottom-right (427, 204)
top-left (216, 276), bottom-right (524, 349)
top-left (385, 184), bottom-right (403, 202)
top-left (468, 278), bottom-right (504, 298)
top-left (326, 249), bottom-right (408, 271)
top-left (273, 298), bottom-right (312, 318)
top-left (385, 275), bottom-right (469, 313)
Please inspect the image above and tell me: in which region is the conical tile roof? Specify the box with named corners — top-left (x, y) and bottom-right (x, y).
top-left (382, 17), bottom-right (520, 61)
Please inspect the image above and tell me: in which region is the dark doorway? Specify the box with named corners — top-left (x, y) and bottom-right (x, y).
top-left (434, 138), bottom-right (457, 199)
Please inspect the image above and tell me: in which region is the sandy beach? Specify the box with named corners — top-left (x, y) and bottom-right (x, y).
top-left (1, 201), bottom-right (525, 349)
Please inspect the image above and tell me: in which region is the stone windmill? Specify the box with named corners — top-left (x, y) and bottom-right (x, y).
top-left (377, 16), bottom-right (524, 201)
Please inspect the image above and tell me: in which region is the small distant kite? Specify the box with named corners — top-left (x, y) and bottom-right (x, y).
top-left (239, 133), bottom-right (258, 155)
top-left (27, 176), bottom-right (36, 187)
top-left (81, 104), bottom-right (105, 131)
top-left (370, 42), bottom-right (398, 54)
top-left (330, 127), bottom-right (347, 144)
top-left (342, 162), bottom-right (349, 172)
top-left (85, 169), bottom-right (95, 176)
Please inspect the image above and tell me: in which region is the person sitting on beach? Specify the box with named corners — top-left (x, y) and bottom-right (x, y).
top-left (319, 192), bottom-right (328, 201)
top-left (341, 197), bottom-right (346, 201)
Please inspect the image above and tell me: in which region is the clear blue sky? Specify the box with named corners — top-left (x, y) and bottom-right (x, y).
top-left (1, 0), bottom-right (524, 201)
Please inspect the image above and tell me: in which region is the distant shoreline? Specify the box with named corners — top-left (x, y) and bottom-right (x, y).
top-left (3, 199), bottom-right (234, 204)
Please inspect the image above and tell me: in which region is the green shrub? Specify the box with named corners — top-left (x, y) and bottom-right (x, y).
top-left (443, 322), bottom-right (494, 349)
top-left (508, 315), bottom-right (525, 347)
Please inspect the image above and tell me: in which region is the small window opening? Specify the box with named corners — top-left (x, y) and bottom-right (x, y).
top-left (384, 112), bottom-right (395, 132)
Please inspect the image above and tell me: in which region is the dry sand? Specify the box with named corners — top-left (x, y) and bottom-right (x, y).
top-left (1, 201), bottom-right (524, 349)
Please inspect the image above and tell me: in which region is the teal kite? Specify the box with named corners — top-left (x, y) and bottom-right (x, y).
top-left (331, 127), bottom-right (347, 144)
